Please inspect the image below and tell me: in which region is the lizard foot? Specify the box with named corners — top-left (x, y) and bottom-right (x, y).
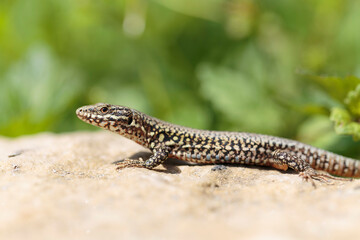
top-left (115, 158), bottom-right (145, 170)
top-left (299, 168), bottom-right (352, 188)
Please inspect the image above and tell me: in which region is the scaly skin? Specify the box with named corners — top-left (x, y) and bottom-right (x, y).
top-left (76, 103), bottom-right (359, 185)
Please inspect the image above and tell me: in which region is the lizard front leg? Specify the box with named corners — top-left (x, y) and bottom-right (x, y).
top-left (270, 150), bottom-right (350, 187)
top-left (116, 146), bottom-right (171, 170)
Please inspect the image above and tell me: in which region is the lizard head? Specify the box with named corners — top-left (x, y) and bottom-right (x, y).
top-left (76, 103), bottom-right (150, 146)
top-left (76, 103), bottom-right (135, 128)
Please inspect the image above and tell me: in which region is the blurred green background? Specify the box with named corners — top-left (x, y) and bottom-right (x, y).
top-left (1, 0), bottom-right (360, 156)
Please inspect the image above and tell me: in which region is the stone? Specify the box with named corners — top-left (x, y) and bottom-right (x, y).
top-left (1, 132), bottom-right (360, 239)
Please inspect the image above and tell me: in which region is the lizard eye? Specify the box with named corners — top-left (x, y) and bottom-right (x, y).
top-left (100, 107), bottom-right (109, 113)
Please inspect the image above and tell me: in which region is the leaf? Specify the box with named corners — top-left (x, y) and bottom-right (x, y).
top-left (197, 60), bottom-right (285, 135)
top-left (330, 107), bottom-right (351, 125)
top-left (344, 83), bottom-right (360, 116)
top-left (330, 107), bottom-right (360, 140)
top-left (308, 75), bottom-right (360, 102)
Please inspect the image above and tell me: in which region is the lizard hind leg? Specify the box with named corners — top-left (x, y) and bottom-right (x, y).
top-left (299, 168), bottom-right (335, 187)
top-left (271, 150), bottom-right (350, 187)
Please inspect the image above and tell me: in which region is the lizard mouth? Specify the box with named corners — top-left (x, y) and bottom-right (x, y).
top-left (76, 105), bottom-right (107, 127)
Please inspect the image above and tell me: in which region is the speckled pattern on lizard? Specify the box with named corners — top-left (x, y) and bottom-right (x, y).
top-left (76, 103), bottom-right (358, 186)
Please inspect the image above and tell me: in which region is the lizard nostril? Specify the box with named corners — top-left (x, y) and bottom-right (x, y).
top-left (76, 108), bottom-right (84, 116)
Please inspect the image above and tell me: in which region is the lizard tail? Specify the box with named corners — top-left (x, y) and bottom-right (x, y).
top-left (314, 153), bottom-right (360, 178)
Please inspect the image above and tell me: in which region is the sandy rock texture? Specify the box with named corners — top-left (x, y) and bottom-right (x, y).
top-left (0, 132), bottom-right (360, 240)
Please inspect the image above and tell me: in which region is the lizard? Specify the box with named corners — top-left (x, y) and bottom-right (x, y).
top-left (76, 103), bottom-right (358, 185)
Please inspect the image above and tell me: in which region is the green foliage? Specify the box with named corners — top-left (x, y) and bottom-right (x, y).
top-left (330, 107), bottom-right (360, 141)
top-left (323, 79), bottom-right (360, 141)
top-left (309, 75), bottom-right (360, 103)
top-left (1, 0), bottom-right (360, 157)
top-left (345, 84), bottom-right (360, 116)
top-left (0, 46), bottom-right (82, 136)
top-left (305, 74), bottom-right (360, 141)
top-left (197, 51), bottom-right (285, 135)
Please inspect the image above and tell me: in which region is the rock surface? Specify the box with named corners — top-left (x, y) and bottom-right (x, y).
top-left (1, 132), bottom-right (360, 240)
